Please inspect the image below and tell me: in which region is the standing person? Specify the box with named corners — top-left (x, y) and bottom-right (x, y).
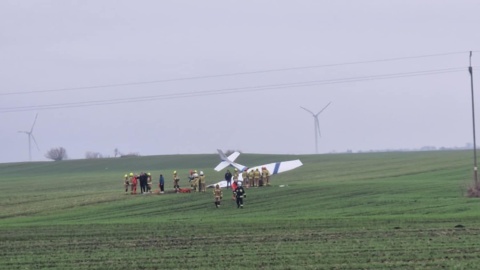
top-left (231, 180), bottom-right (238, 200)
top-left (262, 167), bottom-right (271, 186)
top-left (199, 171), bottom-right (206, 192)
top-left (138, 172), bottom-right (144, 194)
top-left (192, 170), bottom-right (199, 192)
top-left (248, 169), bottom-right (255, 187)
top-left (213, 184), bottom-right (223, 208)
top-left (233, 169), bottom-right (239, 183)
top-left (131, 174), bottom-right (138, 195)
top-left (173, 171), bottom-right (180, 193)
top-left (159, 174), bottom-right (165, 194)
top-left (242, 169), bottom-right (249, 188)
top-left (225, 169), bottom-right (233, 189)
top-left (147, 173), bottom-right (153, 193)
top-left (233, 182), bottom-right (246, 208)
top-left (140, 172), bottom-right (148, 194)
top-left (254, 168), bottom-right (261, 187)
top-left (123, 174), bottom-right (130, 194)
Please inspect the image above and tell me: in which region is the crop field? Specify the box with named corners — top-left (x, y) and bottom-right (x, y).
top-left (1, 150), bottom-right (480, 269)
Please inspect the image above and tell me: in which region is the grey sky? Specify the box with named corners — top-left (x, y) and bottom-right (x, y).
top-left (1, 0), bottom-right (479, 163)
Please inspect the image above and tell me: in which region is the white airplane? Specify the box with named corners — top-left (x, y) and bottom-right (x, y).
top-left (207, 149), bottom-right (303, 188)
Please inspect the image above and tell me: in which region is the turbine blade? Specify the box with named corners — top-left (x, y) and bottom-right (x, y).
top-left (300, 106), bottom-right (315, 115)
top-left (316, 102), bottom-right (332, 116)
top-left (31, 134), bottom-right (40, 151)
top-left (30, 113), bottom-right (38, 133)
top-left (315, 118), bottom-right (322, 137)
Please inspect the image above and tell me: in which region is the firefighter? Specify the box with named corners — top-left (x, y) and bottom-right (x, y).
top-left (123, 174), bottom-right (129, 194)
top-left (254, 168), bottom-right (261, 187)
top-left (233, 181), bottom-right (246, 208)
top-left (248, 169), bottom-right (255, 187)
top-left (192, 170), bottom-right (199, 192)
top-left (242, 169), bottom-right (249, 188)
top-left (262, 167), bottom-right (271, 186)
top-left (213, 184), bottom-right (223, 208)
top-left (147, 172), bottom-right (153, 193)
top-left (199, 171), bottom-right (206, 192)
top-left (173, 171), bottom-right (180, 193)
top-left (233, 168), bottom-right (239, 183)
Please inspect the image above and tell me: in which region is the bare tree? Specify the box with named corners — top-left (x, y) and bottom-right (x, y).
top-left (85, 151), bottom-right (103, 159)
top-left (45, 147), bottom-right (68, 161)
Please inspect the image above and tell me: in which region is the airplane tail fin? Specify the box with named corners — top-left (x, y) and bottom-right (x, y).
top-left (214, 149), bottom-right (242, 171)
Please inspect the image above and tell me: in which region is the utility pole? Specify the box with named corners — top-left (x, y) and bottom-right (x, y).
top-left (469, 51), bottom-right (478, 184)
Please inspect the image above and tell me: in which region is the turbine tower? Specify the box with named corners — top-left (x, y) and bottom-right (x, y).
top-left (18, 113), bottom-right (40, 161)
top-left (300, 102), bottom-right (331, 154)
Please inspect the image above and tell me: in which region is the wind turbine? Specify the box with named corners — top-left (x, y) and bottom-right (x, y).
top-left (18, 113), bottom-right (40, 161)
top-left (300, 102), bottom-right (331, 154)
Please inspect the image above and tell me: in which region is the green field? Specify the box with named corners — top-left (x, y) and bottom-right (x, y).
top-left (1, 150), bottom-right (479, 269)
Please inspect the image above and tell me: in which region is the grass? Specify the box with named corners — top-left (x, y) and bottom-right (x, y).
top-left (0, 150), bottom-right (479, 269)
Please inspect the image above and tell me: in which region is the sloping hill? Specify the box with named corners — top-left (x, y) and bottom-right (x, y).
top-left (1, 150), bottom-right (479, 269)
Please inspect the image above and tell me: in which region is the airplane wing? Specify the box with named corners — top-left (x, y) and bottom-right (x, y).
top-left (214, 161), bottom-right (231, 172)
top-left (208, 159), bottom-right (303, 188)
top-left (207, 180), bottom-right (228, 188)
top-left (248, 160), bottom-right (303, 175)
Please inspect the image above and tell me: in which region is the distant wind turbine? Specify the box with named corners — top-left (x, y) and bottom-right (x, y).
top-left (18, 113), bottom-right (40, 161)
top-left (300, 102), bottom-right (331, 154)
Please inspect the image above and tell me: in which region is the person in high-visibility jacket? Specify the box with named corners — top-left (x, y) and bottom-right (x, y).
top-left (253, 168), bottom-right (261, 187)
top-left (233, 182), bottom-right (246, 208)
top-left (241, 169), bottom-right (249, 188)
top-left (261, 167), bottom-right (271, 186)
top-left (192, 170), bottom-right (199, 192)
top-left (147, 172), bottom-right (153, 193)
top-left (199, 171), bottom-right (206, 192)
top-left (248, 169), bottom-right (255, 187)
top-left (123, 174), bottom-right (130, 194)
top-left (213, 184), bottom-right (223, 208)
top-left (173, 171), bottom-right (180, 193)
top-left (233, 169), bottom-right (239, 181)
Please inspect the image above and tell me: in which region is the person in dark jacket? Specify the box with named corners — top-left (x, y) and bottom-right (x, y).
top-left (159, 174), bottom-right (165, 194)
top-left (225, 169), bottom-right (233, 189)
top-left (233, 182), bottom-right (246, 208)
top-left (139, 172), bottom-right (147, 194)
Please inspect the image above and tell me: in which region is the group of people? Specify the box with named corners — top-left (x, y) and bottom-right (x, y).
top-left (186, 170), bottom-right (207, 192)
top-left (213, 179), bottom-right (246, 209)
top-left (123, 172), bottom-right (154, 194)
top-left (122, 167), bottom-right (257, 209)
top-left (224, 167), bottom-right (271, 189)
top-left (123, 170), bottom-right (207, 195)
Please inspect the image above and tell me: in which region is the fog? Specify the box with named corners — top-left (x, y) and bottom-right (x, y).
top-left (1, 0), bottom-right (479, 163)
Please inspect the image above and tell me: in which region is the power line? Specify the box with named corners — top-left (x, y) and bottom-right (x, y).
top-left (0, 51), bottom-right (472, 96)
top-left (0, 67), bottom-right (466, 113)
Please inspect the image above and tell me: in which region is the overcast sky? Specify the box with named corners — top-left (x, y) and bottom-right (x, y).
top-left (1, 0), bottom-right (479, 163)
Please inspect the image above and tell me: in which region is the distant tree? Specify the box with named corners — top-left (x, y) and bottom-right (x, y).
top-left (45, 147), bottom-right (68, 161)
top-left (85, 151), bottom-right (103, 159)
